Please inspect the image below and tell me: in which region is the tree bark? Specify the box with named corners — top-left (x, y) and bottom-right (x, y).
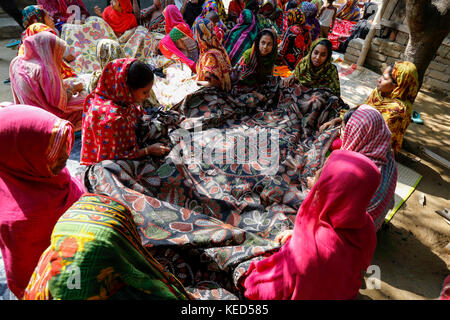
top-left (404, 0), bottom-right (450, 89)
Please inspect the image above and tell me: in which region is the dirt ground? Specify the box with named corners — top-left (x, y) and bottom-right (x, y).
top-left (0, 38), bottom-right (448, 300)
top-left (359, 90), bottom-right (450, 300)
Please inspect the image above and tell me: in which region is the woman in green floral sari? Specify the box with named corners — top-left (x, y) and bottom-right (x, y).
top-left (283, 37), bottom-right (340, 96)
top-left (23, 194), bottom-right (191, 300)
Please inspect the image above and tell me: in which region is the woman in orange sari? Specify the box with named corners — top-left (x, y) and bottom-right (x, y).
top-left (365, 61), bottom-right (419, 154)
top-left (194, 18), bottom-right (231, 91)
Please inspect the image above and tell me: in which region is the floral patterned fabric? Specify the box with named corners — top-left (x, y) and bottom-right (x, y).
top-left (278, 8), bottom-right (311, 71)
top-left (81, 58), bottom-right (145, 165)
top-left (328, 18), bottom-right (356, 51)
top-left (82, 84), bottom-right (348, 300)
top-left (23, 194), bottom-right (191, 300)
top-left (60, 16), bottom-right (158, 75)
top-left (194, 19), bottom-right (232, 91)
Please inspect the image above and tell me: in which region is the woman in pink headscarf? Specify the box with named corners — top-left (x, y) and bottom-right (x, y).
top-left (0, 105), bottom-right (85, 299)
top-left (242, 149), bottom-right (380, 300)
top-left (9, 31), bottom-right (85, 131)
top-left (159, 5), bottom-right (198, 73)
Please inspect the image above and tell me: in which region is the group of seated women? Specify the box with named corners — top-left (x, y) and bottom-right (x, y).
top-left (0, 0), bottom-right (421, 300)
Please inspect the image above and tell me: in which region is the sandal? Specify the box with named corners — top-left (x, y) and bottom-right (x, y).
top-left (411, 110), bottom-right (424, 124)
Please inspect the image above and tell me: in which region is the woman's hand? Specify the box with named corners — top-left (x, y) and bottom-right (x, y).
top-left (275, 230), bottom-right (293, 245)
top-left (146, 143), bottom-right (171, 156)
top-left (94, 6), bottom-right (102, 17)
top-left (253, 91), bottom-right (267, 102)
top-left (70, 82), bottom-right (84, 94)
top-left (319, 117), bottom-right (342, 133)
top-left (196, 80), bottom-right (212, 87)
top-left (282, 75), bottom-right (296, 88)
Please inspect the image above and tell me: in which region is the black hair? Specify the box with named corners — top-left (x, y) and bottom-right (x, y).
top-left (343, 107), bottom-right (359, 125)
top-left (256, 29), bottom-right (276, 57)
top-left (388, 62), bottom-right (397, 86)
top-left (285, 0), bottom-right (298, 11)
top-left (126, 60), bottom-right (154, 90)
top-left (314, 39), bottom-right (333, 61)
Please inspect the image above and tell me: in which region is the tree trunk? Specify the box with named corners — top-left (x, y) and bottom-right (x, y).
top-left (404, 0), bottom-right (450, 89)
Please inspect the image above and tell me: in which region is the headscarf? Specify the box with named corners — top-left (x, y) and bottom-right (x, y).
top-left (81, 58), bottom-right (145, 165)
top-left (18, 23), bottom-right (76, 79)
top-left (194, 19), bottom-right (232, 91)
top-left (88, 39), bottom-right (126, 93)
top-left (243, 150), bottom-right (380, 300)
top-left (207, 0), bottom-right (227, 22)
top-left (10, 31), bottom-right (84, 129)
top-left (257, 0), bottom-right (282, 34)
top-left (278, 8), bottom-right (311, 71)
top-left (223, 9), bottom-right (258, 66)
top-left (23, 194), bottom-right (191, 300)
top-left (365, 61), bottom-right (419, 154)
top-left (336, 0), bottom-right (361, 21)
top-left (193, 0), bottom-right (228, 39)
top-left (294, 37), bottom-right (340, 95)
top-left (102, 0), bottom-right (138, 34)
top-left (236, 28), bottom-right (278, 87)
top-left (22, 5), bottom-right (46, 29)
top-left (281, 0), bottom-right (300, 34)
top-left (341, 105), bottom-right (397, 230)
top-left (228, 0), bottom-right (246, 20)
top-left (0, 105), bottom-right (85, 299)
top-left (301, 1), bottom-right (321, 41)
top-left (163, 4), bottom-right (188, 35)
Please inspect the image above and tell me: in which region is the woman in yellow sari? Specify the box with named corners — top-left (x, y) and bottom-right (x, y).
top-left (365, 61), bottom-right (419, 154)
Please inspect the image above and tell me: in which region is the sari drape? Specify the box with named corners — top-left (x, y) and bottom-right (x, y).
top-left (10, 31), bottom-right (85, 130)
top-left (81, 58), bottom-right (145, 165)
top-left (18, 23), bottom-right (76, 80)
top-left (23, 194), bottom-right (191, 300)
top-left (235, 28), bottom-right (278, 88)
top-left (0, 105), bottom-right (85, 299)
top-left (341, 105), bottom-right (398, 230)
top-left (159, 23), bottom-right (198, 73)
top-left (223, 9), bottom-right (258, 66)
top-left (365, 61), bottom-right (419, 154)
top-left (293, 37), bottom-right (340, 95)
top-left (336, 0), bottom-right (360, 21)
top-left (278, 8), bottom-right (311, 71)
top-left (243, 150), bottom-right (379, 300)
top-left (194, 19), bottom-right (232, 91)
top-left (102, 0), bottom-right (138, 35)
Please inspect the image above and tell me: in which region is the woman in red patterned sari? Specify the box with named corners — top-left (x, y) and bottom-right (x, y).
top-left (81, 58), bottom-right (170, 165)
